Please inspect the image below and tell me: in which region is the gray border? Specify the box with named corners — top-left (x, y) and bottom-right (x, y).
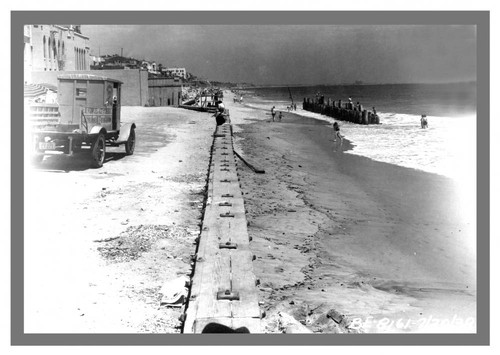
top-left (12, 11), bottom-right (489, 346)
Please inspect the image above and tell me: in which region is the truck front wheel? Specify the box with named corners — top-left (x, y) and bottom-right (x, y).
top-left (90, 134), bottom-right (106, 168)
top-left (125, 127), bottom-right (135, 155)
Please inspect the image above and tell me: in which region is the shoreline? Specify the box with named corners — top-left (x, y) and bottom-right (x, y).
top-left (237, 86), bottom-right (477, 184)
top-left (225, 92), bottom-right (476, 333)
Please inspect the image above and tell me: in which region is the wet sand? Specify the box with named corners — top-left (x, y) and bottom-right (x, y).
top-left (227, 95), bottom-right (476, 333)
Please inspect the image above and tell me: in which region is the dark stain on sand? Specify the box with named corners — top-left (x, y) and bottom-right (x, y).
top-left (371, 280), bottom-right (474, 298)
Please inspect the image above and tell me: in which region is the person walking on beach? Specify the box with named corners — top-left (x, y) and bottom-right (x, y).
top-left (278, 111), bottom-right (283, 122)
top-left (240, 95), bottom-right (243, 103)
top-left (271, 106), bottom-right (276, 122)
top-left (333, 122), bottom-right (343, 142)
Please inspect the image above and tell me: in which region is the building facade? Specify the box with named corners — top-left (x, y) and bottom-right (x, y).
top-left (164, 67), bottom-right (186, 79)
top-left (24, 25), bottom-right (90, 83)
top-left (91, 55), bottom-right (142, 70)
top-left (147, 76), bottom-right (183, 106)
top-left (31, 69), bottom-right (149, 107)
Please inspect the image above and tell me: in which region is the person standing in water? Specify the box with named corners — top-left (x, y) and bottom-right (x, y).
top-left (421, 114), bottom-right (428, 129)
top-left (271, 106), bottom-right (276, 122)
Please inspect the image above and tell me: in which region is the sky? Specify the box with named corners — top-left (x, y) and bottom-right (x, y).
top-left (82, 25), bottom-right (476, 86)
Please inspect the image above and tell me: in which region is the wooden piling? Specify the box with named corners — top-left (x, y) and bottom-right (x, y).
top-left (303, 97), bottom-right (380, 125)
top-left (362, 110), bottom-right (368, 124)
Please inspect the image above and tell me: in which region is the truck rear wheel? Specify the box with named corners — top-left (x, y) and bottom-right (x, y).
top-left (125, 127), bottom-right (135, 155)
top-left (90, 134), bottom-right (106, 168)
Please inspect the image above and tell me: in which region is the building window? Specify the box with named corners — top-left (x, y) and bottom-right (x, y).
top-left (52, 39), bottom-right (57, 70)
top-left (48, 37), bottom-right (52, 61)
top-left (76, 88), bottom-right (87, 97)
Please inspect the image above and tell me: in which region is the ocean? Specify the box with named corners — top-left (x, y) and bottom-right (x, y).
top-left (238, 83), bottom-right (477, 186)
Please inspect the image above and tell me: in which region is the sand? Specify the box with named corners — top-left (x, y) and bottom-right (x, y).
top-left (24, 106), bottom-right (215, 333)
top-left (23, 94), bottom-right (476, 335)
top-left (225, 93), bottom-right (476, 333)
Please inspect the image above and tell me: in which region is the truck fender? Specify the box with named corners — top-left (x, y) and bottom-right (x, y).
top-left (89, 125), bottom-right (107, 136)
top-left (118, 123), bottom-right (136, 142)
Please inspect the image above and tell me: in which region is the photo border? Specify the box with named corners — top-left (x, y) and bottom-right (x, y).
top-left (11, 10), bottom-right (489, 346)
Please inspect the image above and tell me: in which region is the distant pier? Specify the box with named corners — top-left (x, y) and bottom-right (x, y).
top-left (303, 97), bottom-right (380, 125)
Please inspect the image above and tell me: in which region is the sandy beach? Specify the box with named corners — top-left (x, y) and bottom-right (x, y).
top-left (23, 90), bottom-right (476, 334)
top-left (225, 93), bottom-right (476, 333)
top-left (24, 107), bottom-right (215, 333)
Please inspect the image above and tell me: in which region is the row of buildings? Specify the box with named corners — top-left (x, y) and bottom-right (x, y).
top-left (24, 25), bottom-right (186, 80)
top-left (90, 54), bottom-right (187, 79)
top-left (23, 25), bottom-right (186, 106)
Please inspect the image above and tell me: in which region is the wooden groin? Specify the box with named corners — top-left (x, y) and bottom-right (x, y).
top-left (183, 122), bottom-right (262, 333)
top-left (303, 97), bottom-right (380, 125)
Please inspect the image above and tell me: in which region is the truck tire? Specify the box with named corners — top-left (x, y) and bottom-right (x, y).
top-left (90, 133), bottom-right (106, 168)
top-left (125, 127), bottom-right (135, 155)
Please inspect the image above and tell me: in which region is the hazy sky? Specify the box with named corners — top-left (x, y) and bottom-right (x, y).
top-left (81, 25), bottom-right (476, 85)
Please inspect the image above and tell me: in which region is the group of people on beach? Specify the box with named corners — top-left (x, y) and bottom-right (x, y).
top-left (270, 106), bottom-right (283, 122)
top-left (270, 105), bottom-right (344, 143)
top-left (233, 95), bottom-right (243, 104)
top-left (265, 94), bottom-right (428, 152)
top-left (270, 103), bottom-right (298, 122)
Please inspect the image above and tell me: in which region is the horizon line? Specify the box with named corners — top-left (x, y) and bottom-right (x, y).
top-left (231, 80), bottom-right (477, 88)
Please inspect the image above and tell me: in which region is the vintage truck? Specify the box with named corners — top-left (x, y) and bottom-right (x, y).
top-left (29, 74), bottom-right (136, 168)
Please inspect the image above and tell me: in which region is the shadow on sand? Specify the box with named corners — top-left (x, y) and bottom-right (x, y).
top-left (32, 152), bottom-right (128, 173)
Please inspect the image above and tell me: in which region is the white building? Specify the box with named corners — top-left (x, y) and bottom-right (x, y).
top-left (164, 67), bottom-right (186, 79)
top-left (24, 25), bottom-right (91, 83)
top-left (141, 60), bottom-right (160, 74)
